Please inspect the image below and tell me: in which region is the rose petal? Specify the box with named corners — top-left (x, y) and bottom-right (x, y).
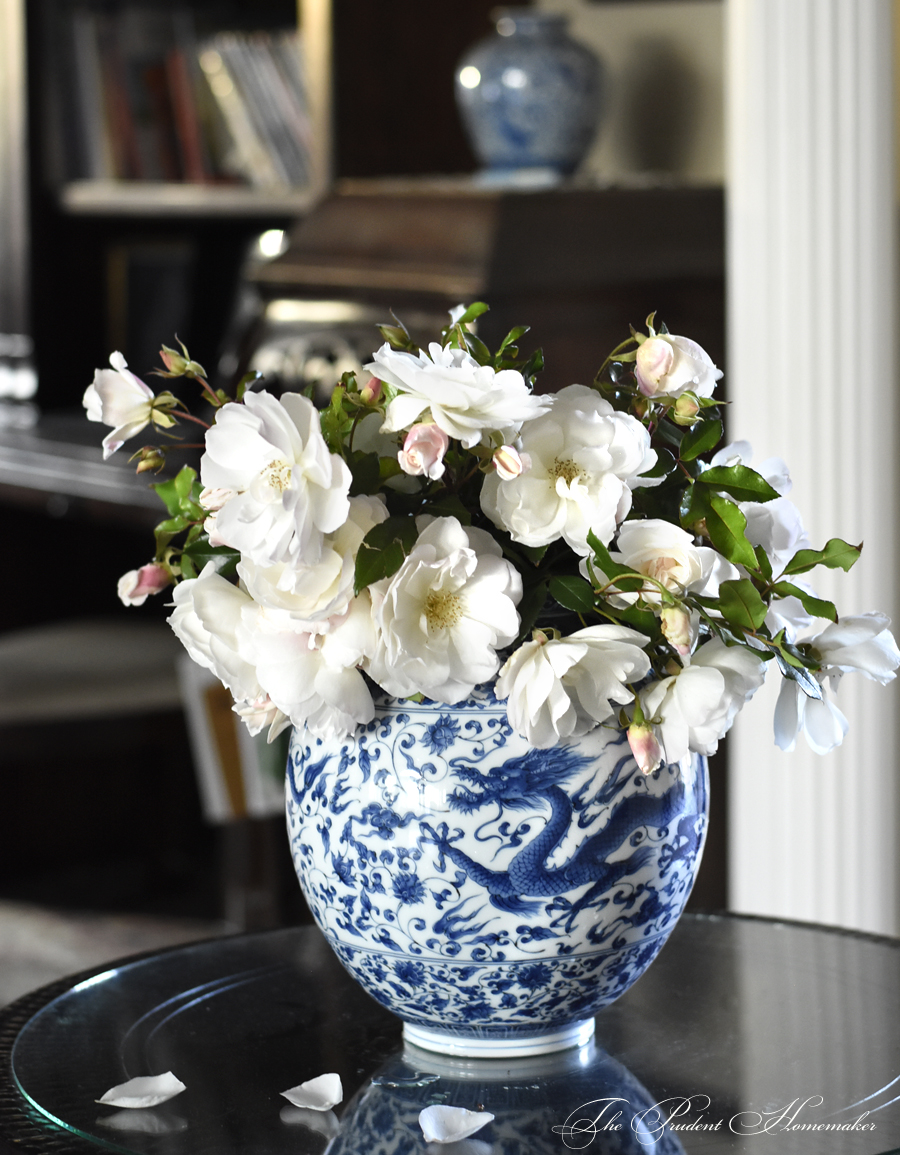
top-left (280, 1072), bottom-right (343, 1111)
top-left (418, 1104), bottom-right (494, 1143)
top-left (96, 1072), bottom-right (186, 1108)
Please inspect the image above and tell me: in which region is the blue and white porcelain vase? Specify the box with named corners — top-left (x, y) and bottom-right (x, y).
top-left (454, 9), bottom-right (603, 175)
top-left (286, 682), bottom-right (707, 1058)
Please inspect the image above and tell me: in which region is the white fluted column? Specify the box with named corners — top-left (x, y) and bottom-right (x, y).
top-left (0, 0), bottom-right (28, 337)
top-left (726, 0), bottom-right (899, 933)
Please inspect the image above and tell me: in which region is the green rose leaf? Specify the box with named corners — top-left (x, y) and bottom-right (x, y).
top-left (679, 418), bottom-right (724, 463)
top-left (780, 537), bottom-right (862, 576)
top-left (754, 545), bottom-right (773, 583)
top-left (423, 493), bottom-right (472, 524)
top-left (696, 464), bottom-right (780, 502)
top-left (354, 515), bottom-right (419, 595)
top-left (152, 465), bottom-right (199, 518)
top-left (514, 581), bottom-right (549, 645)
top-left (348, 451), bottom-right (381, 497)
top-left (770, 581), bottom-right (838, 622)
top-left (586, 531), bottom-right (632, 580)
top-left (705, 494), bottom-right (760, 570)
top-left (640, 448), bottom-right (677, 480)
top-left (182, 541), bottom-right (240, 578)
top-left (463, 331), bottom-right (493, 366)
top-left (774, 652), bottom-right (824, 699)
top-left (498, 325), bottom-right (529, 354)
top-left (548, 575), bottom-right (596, 614)
top-left (456, 301), bottom-right (490, 325)
top-left (717, 578), bottom-right (768, 631)
top-left (602, 601), bottom-right (658, 636)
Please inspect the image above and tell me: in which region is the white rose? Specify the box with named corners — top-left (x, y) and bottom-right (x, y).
top-left (83, 351), bottom-right (160, 459)
top-left (242, 595), bottom-right (377, 739)
top-left (635, 334), bottom-right (722, 399)
top-left (200, 391), bottom-right (352, 569)
top-left (773, 614), bottom-right (899, 755)
top-left (496, 625), bottom-right (651, 748)
top-left (480, 384), bottom-right (657, 555)
top-left (368, 341), bottom-right (549, 449)
top-left (640, 638), bottom-right (766, 762)
top-left (597, 519), bottom-right (738, 607)
top-left (238, 495), bottom-right (387, 627)
top-left (168, 564), bottom-right (262, 705)
top-left (368, 516), bottom-right (522, 703)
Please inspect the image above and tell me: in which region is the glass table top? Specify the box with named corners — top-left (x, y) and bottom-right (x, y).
top-left (1, 914), bottom-right (899, 1154)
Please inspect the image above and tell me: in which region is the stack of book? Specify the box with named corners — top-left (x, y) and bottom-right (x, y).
top-left (56, 7), bottom-right (312, 189)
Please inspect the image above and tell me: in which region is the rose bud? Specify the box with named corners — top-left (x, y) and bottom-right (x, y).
top-left (672, 392), bottom-right (701, 426)
top-left (359, 377), bottom-right (383, 405)
top-left (493, 445), bottom-right (531, 481)
top-left (118, 563), bottom-right (170, 607)
top-left (628, 721), bottom-right (663, 775)
top-left (660, 606), bottom-right (693, 656)
top-left (398, 423), bottom-right (450, 481)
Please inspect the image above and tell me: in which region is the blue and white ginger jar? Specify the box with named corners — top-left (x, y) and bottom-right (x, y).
top-left (454, 9), bottom-right (603, 175)
top-left (286, 682), bottom-right (707, 1058)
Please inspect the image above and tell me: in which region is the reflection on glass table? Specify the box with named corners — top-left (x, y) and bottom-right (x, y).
top-left (1, 914), bottom-right (899, 1154)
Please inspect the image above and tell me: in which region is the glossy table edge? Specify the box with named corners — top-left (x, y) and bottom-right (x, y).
top-left (1, 914), bottom-right (898, 1154)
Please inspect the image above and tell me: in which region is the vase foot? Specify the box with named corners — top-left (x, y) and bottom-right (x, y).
top-left (402, 1017), bottom-right (595, 1059)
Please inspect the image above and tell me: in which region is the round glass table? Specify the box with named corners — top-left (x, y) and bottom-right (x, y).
top-left (0, 913), bottom-right (899, 1154)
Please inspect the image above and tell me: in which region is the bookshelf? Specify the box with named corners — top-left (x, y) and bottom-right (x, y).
top-left (16, 0), bottom-right (332, 410)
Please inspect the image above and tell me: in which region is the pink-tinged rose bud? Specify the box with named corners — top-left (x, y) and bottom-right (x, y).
top-left (628, 721), bottom-right (663, 775)
top-left (672, 393), bottom-right (701, 426)
top-left (118, 563), bottom-right (170, 607)
top-left (493, 445), bottom-right (531, 481)
top-left (398, 423), bottom-right (450, 480)
top-left (360, 377), bottom-right (383, 405)
top-left (636, 337), bottom-right (676, 397)
top-left (660, 606), bottom-right (693, 656)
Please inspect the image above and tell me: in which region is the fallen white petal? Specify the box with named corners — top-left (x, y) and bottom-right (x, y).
top-left (425, 1140), bottom-right (492, 1155)
top-left (419, 1105), bottom-right (494, 1144)
top-left (96, 1072), bottom-right (186, 1109)
top-left (280, 1072), bottom-right (343, 1111)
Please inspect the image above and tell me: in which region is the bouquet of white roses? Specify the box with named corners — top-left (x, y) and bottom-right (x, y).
top-left (84, 303), bottom-right (900, 772)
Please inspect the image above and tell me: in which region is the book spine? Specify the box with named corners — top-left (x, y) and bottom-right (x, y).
top-left (70, 11), bottom-right (115, 179)
top-left (198, 40), bottom-right (284, 188)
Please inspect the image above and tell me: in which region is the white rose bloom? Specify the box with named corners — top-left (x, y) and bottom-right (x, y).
top-left (496, 625), bottom-right (651, 748)
top-left (243, 595), bottom-right (377, 739)
top-left (598, 519), bottom-right (739, 608)
top-left (238, 495), bottom-right (387, 628)
top-left (83, 351), bottom-right (158, 459)
top-left (367, 341), bottom-right (549, 448)
top-left (200, 391), bottom-right (352, 568)
top-left (773, 680), bottom-right (848, 755)
top-left (640, 638), bottom-right (766, 763)
top-left (811, 612), bottom-right (900, 683)
top-left (168, 563), bottom-right (262, 705)
top-left (774, 614), bottom-right (899, 755)
top-left (480, 384), bottom-right (657, 555)
top-left (368, 516), bottom-right (522, 703)
top-left (635, 334), bottom-right (722, 399)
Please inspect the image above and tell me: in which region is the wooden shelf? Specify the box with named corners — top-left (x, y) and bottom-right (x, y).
top-left (59, 180), bottom-right (321, 219)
